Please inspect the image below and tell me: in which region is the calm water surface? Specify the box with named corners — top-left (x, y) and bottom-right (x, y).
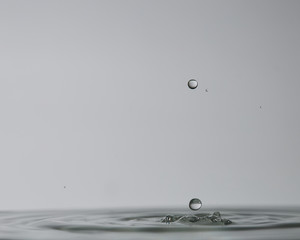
top-left (1, 207), bottom-right (300, 240)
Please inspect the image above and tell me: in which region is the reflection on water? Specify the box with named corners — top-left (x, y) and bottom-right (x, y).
top-left (0, 207), bottom-right (300, 240)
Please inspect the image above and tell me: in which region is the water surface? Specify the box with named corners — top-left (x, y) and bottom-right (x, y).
top-left (1, 207), bottom-right (300, 240)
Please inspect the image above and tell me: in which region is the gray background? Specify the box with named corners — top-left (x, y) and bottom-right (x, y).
top-left (0, 0), bottom-right (300, 210)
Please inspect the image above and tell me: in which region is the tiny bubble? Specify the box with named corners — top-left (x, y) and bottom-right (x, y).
top-left (189, 198), bottom-right (202, 211)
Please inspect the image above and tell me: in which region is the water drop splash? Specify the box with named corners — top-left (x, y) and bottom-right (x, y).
top-left (188, 79), bottom-right (198, 89)
top-left (189, 198), bottom-right (202, 211)
top-left (162, 212), bottom-right (232, 225)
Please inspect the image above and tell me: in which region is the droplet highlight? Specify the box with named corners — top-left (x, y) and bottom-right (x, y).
top-left (189, 198), bottom-right (202, 211)
top-left (187, 79), bottom-right (198, 89)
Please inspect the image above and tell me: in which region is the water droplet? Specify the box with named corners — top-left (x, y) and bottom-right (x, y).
top-left (187, 79), bottom-right (198, 89)
top-left (165, 215), bottom-right (172, 224)
top-left (189, 198), bottom-right (202, 211)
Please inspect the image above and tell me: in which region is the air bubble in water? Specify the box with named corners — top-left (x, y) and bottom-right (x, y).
top-left (189, 198), bottom-right (202, 211)
top-left (187, 79), bottom-right (198, 89)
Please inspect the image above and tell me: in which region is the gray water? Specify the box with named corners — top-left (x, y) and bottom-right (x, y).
top-left (1, 207), bottom-right (300, 240)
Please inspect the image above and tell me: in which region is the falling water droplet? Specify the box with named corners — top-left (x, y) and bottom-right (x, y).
top-left (187, 79), bottom-right (198, 89)
top-left (189, 198), bottom-right (202, 211)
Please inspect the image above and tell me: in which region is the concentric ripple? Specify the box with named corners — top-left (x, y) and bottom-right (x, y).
top-left (0, 208), bottom-right (300, 240)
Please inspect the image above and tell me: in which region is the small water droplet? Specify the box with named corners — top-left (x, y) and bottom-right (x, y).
top-left (189, 198), bottom-right (202, 211)
top-left (165, 215), bottom-right (172, 224)
top-left (188, 79), bottom-right (198, 89)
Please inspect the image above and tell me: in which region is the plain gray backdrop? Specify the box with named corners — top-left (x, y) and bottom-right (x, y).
top-left (0, 0), bottom-right (300, 210)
